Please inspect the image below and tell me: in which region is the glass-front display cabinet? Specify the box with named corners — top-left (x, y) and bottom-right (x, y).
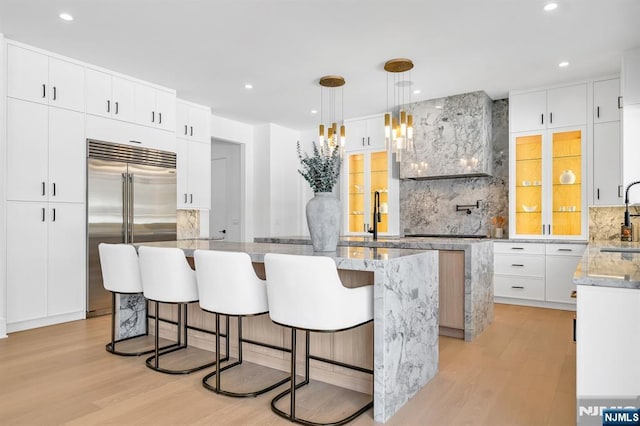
top-left (511, 128), bottom-right (586, 239)
top-left (344, 150), bottom-right (397, 235)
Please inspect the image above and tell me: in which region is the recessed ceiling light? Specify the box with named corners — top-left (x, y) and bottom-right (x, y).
top-left (435, 105), bottom-right (443, 109)
top-left (413, 89), bottom-right (421, 95)
top-left (558, 61), bottom-right (570, 68)
top-left (59, 12), bottom-right (74, 21)
top-left (244, 84), bottom-right (253, 89)
top-left (544, 3), bottom-right (558, 11)
top-left (311, 110), bottom-right (318, 114)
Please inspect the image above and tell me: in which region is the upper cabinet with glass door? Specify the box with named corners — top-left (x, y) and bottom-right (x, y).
top-left (509, 83), bottom-right (587, 239)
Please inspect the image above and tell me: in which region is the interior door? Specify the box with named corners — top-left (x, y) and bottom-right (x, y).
top-left (128, 163), bottom-right (177, 243)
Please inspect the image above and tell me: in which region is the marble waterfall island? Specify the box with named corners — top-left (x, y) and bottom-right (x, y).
top-left (127, 240), bottom-right (439, 423)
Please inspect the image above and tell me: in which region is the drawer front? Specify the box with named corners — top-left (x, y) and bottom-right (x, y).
top-left (545, 243), bottom-right (586, 257)
top-left (494, 254), bottom-right (545, 277)
top-left (494, 275), bottom-right (545, 300)
top-left (494, 242), bottom-right (545, 255)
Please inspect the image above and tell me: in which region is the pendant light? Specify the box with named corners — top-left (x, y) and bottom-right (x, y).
top-left (383, 58), bottom-right (414, 162)
top-left (318, 75), bottom-right (346, 150)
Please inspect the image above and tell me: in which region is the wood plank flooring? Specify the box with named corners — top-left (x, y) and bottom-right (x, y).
top-left (0, 304), bottom-right (575, 425)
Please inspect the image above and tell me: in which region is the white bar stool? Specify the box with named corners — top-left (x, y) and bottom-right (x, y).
top-left (264, 253), bottom-right (374, 425)
top-left (138, 246), bottom-right (216, 374)
top-left (194, 249), bottom-right (290, 397)
top-left (98, 243), bottom-right (178, 356)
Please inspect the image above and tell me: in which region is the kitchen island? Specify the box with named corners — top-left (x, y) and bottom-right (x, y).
top-left (255, 236), bottom-right (494, 341)
top-left (574, 241), bottom-right (640, 419)
top-left (129, 239), bottom-right (439, 423)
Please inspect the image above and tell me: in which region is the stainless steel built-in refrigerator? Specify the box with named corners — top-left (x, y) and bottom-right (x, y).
top-left (87, 140), bottom-right (177, 317)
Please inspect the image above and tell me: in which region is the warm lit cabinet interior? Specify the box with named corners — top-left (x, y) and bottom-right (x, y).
top-left (344, 150), bottom-right (396, 235)
top-left (511, 128), bottom-right (586, 239)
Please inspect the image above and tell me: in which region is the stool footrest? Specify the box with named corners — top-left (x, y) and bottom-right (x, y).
top-left (203, 359), bottom-right (291, 398)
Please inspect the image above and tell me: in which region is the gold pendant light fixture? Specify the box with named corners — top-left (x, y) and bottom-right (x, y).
top-left (318, 75), bottom-right (346, 150)
top-left (384, 58), bottom-right (414, 162)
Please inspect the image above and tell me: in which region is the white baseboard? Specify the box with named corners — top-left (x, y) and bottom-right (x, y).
top-left (6, 311), bottom-right (85, 334)
top-left (0, 317), bottom-right (6, 339)
top-left (494, 297), bottom-right (576, 312)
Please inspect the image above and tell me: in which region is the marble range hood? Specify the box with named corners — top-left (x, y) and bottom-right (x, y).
top-left (400, 91), bottom-right (493, 180)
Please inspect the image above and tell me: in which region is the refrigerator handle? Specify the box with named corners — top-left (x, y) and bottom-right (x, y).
top-left (122, 173), bottom-right (129, 243)
top-left (129, 174), bottom-right (134, 243)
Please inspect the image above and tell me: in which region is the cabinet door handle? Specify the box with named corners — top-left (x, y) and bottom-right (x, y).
top-left (42, 84), bottom-right (46, 98)
top-left (184, 193), bottom-right (188, 203)
top-left (53, 86), bottom-right (57, 101)
top-left (596, 106), bottom-right (600, 118)
top-left (362, 137), bottom-right (365, 146)
top-left (190, 194), bottom-right (193, 204)
top-left (558, 248), bottom-right (573, 252)
top-left (510, 247), bottom-right (524, 250)
top-left (542, 224), bottom-right (545, 235)
top-left (151, 111), bottom-right (155, 123)
top-left (52, 182), bottom-right (56, 197)
top-left (597, 188), bottom-right (600, 200)
top-left (52, 208), bottom-right (56, 222)
top-left (190, 126), bottom-right (193, 136)
top-left (511, 286), bottom-right (525, 289)
top-left (618, 96), bottom-right (623, 109)
top-left (41, 181), bottom-right (46, 196)
top-left (619, 185), bottom-right (623, 198)
top-left (41, 208), bottom-right (46, 222)
top-left (158, 112), bottom-right (162, 124)
top-left (541, 113), bottom-right (544, 125)
top-left (115, 101), bottom-right (119, 115)
top-left (548, 224), bottom-right (552, 235)
top-left (129, 140), bottom-right (142, 144)
top-left (107, 100), bottom-right (111, 113)
top-left (184, 125), bottom-right (188, 136)
top-left (367, 136), bottom-right (370, 146)
top-left (550, 112), bottom-right (553, 124)
top-left (511, 264), bottom-right (525, 267)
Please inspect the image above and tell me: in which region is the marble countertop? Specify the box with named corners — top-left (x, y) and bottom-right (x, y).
top-left (574, 240), bottom-right (640, 289)
top-left (254, 235), bottom-right (493, 250)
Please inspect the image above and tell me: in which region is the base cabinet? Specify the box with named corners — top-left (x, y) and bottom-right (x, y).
top-left (6, 202), bottom-right (85, 329)
top-left (494, 241), bottom-right (585, 309)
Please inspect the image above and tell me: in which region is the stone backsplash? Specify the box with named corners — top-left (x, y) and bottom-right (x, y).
top-left (400, 99), bottom-right (509, 237)
top-left (589, 206), bottom-right (640, 241)
top-left (177, 209), bottom-right (200, 239)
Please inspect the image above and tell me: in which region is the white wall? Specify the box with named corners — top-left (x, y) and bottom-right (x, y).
top-left (0, 34), bottom-right (7, 338)
top-left (252, 124), bottom-right (271, 238)
top-left (269, 124), bottom-right (304, 236)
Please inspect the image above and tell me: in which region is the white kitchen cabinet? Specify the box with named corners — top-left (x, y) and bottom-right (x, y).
top-left (6, 98), bottom-right (85, 203)
top-left (594, 78), bottom-right (622, 123)
top-left (177, 139), bottom-right (211, 209)
top-left (344, 115), bottom-right (385, 151)
top-left (7, 44), bottom-right (85, 112)
top-left (86, 68), bottom-right (136, 122)
top-left (509, 84), bottom-right (587, 133)
top-left (545, 243), bottom-right (585, 304)
top-left (176, 100), bottom-right (211, 143)
top-left (134, 83), bottom-right (176, 132)
top-left (6, 202), bottom-right (85, 327)
top-left (510, 127), bottom-right (587, 239)
top-left (494, 241), bottom-right (586, 309)
top-left (342, 149), bottom-right (398, 235)
top-left (593, 122), bottom-right (622, 205)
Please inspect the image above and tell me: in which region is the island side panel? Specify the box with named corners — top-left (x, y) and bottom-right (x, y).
top-left (117, 293), bottom-right (146, 338)
top-left (373, 252), bottom-right (439, 422)
top-left (465, 241), bottom-right (494, 341)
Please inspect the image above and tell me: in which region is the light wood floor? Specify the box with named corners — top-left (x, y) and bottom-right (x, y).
top-left (0, 304), bottom-right (576, 425)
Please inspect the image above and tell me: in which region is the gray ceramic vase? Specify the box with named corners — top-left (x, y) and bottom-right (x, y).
top-left (306, 192), bottom-right (341, 252)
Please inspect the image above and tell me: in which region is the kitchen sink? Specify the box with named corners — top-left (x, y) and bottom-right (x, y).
top-left (600, 247), bottom-right (640, 253)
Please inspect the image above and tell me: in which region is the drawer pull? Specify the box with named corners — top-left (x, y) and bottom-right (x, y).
top-left (511, 286), bottom-right (525, 289)
top-left (510, 247), bottom-right (524, 250)
top-left (558, 248), bottom-right (573, 252)
top-left (511, 264), bottom-right (525, 267)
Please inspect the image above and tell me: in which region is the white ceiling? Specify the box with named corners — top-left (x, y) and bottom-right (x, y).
top-left (1, 0), bottom-right (639, 131)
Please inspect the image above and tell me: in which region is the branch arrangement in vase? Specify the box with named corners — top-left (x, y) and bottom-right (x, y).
top-left (296, 141), bottom-right (341, 193)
